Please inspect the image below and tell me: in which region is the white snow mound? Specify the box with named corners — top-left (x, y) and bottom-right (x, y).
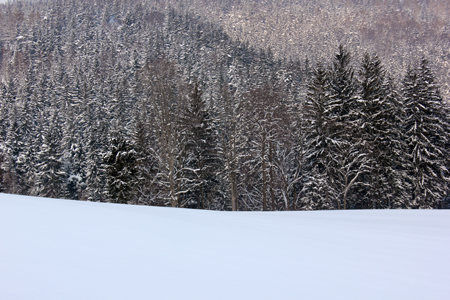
top-left (1, 193), bottom-right (449, 300)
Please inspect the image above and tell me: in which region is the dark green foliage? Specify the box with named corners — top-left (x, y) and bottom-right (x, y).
top-left (303, 63), bottom-right (336, 209)
top-left (104, 130), bottom-right (137, 204)
top-left (357, 53), bottom-right (408, 208)
top-left (402, 58), bottom-right (450, 208)
top-left (34, 112), bottom-right (65, 199)
top-left (327, 45), bottom-right (371, 210)
top-left (180, 83), bottom-right (221, 209)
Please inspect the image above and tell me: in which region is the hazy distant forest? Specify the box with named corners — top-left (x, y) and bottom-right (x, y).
top-left (0, 0), bottom-right (449, 210)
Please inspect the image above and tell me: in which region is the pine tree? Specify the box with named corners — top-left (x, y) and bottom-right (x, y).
top-left (402, 58), bottom-right (450, 208)
top-left (302, 63), bottom-right (337, 209)
top-left (0, 82), bottom-right (11, 192)
top-left (358, 53), bottom-right (408, 208)
top-left (104, 126), bottom-right (137, 204)
top-left (34, 112), bottom-right (65, 199)
top-left (328, 45), bottom-right (371, 209)
top-left (180, 82), bottom-right (220, 209)
top-left (131, 103), bottom-right (160, 206)
top-left (4, 82), bottom-right (36, 196)
top-left (59, 68), bottom-right (87, 200)
top-left (84, 96), bottom-right (110, 202)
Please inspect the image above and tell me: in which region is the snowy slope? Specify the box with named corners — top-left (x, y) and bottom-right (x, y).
top-left (1, 194), bottom-right (449, 300)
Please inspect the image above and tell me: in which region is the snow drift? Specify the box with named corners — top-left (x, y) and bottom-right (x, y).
top-left (1, 193), bottom-right (449, 300)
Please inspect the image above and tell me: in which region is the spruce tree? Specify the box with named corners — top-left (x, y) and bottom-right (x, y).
top-left (303, 63), bottom-right (336, 209)
top-left (328, 45), bottom-right (371, 209)
top-left (131, 104), bottom-right (161, 206)
top-left (180, 83), bottom-right (220, 209)
top-left (402, 58), bottom-right (450, 208)
top-left (358, 53), bottom-right (407, 208)
top-left (34, 112), bottom-right (65, 199)
top-left (104, 127), bottom-right (137, 204)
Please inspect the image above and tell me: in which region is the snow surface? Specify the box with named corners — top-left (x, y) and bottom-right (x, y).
top-left (1, 194), bottom-right (449, 300)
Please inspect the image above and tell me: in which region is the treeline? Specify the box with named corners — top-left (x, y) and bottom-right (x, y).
top-left (0, 0), bottom-right (449, 210)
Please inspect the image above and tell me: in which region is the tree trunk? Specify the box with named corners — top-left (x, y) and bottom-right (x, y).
top-left (262, 132), bottom-right (267, 211)
top-left (169, 154), bottom-right (177, 207)
top-left (225, 135), bottom-right (239, 211)
top-left (199, 157), bottom-right (205, 209)
top-left (269, 141), bottom-right (276, 211)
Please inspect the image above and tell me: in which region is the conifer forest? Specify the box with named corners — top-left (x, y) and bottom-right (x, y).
top-left (0, 0), bottom-right (449, 210)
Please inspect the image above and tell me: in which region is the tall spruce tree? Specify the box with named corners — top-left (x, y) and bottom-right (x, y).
top-left (104, 126), bottom-right (137, 204)
top-left (180, 82), bottom-right (220, 209)
top-left (131, 102), bottom-right (160, 206)
top-left (402, 58), bottom-right (450, 208)
top-left (303, 63), bottom-right (337, 209)
top-left (358, 53), bottom-right (407, 208)
top-left (328, 45), bottom-right (371, 209)
top-left (34, 112), bottom-right (65, 199)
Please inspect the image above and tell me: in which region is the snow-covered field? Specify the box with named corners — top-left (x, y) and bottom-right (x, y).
top-left (1, 194), bottom-right (449, 300)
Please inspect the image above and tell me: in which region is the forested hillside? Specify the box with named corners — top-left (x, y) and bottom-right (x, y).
top-left (0, 0), bottom-right (449, 210)
top-left (176, 0), bottom-right (450, 100)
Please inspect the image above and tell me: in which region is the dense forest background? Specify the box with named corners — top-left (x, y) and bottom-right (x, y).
top-left (0, 0), bottom-right (449, 210)
top-left (179, 0), bottom-right (450, 100)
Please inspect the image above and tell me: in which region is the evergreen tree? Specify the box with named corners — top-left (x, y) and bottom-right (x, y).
top-left (131, 104), bottom-right (160, 206)
top-left (402, 58), bottom-right (450, 208)
top-left (358, 53), bottom-right (408, 208)
top-left (328, 45), bottom-right (371, 209)
top-left (180, 82), bottom-right (220, 209)
top-left (34, 112), bottom-right (65, 199)
top-left (4, 92), bottom-right (35, 196)
top-left (84, 104), bottom-right (109, 202)
top-left (59, 68), bottom-right (87, 200)
top-left (104, 127), bottom-right (137, 204)
top-left (302, 63), bottom-right (337, 209)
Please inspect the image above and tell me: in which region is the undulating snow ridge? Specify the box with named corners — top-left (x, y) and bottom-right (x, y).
top-left (1, 193), bottom-right (449, 300)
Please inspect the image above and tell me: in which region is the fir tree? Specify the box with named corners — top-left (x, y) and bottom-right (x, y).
top-left (402, 58), bottom-right (450, 208)
top-left (180, 82), bottom-right (220, 209)
top-left (104, 127), bottom-right (137, 204)
top-left (328, 45), bottom-right (371, 209)
top-left (131, 104), bottom-right (160, 206)
top-left (357, 53), bottom-right (407, 208)
top-left (302, 63), bottom-right (336, 209)
top-left (34, 112), bottom-right (65, 199)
